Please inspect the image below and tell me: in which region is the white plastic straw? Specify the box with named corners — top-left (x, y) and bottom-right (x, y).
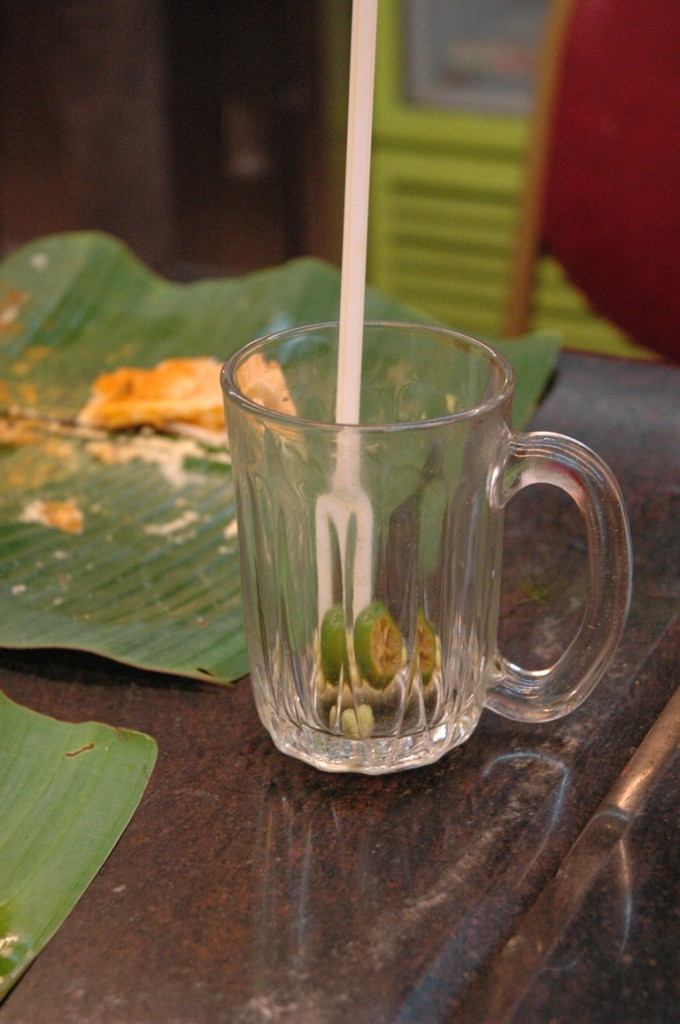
top-left (335, 0), bottom-right (379, 426)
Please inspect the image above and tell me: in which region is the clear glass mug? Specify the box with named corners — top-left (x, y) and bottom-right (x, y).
top-left (222, 322), bottom-right (632, 774)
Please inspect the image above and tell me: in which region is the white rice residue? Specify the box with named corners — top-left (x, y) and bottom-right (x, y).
top-left (87, 434), bottom-right (229, 489)
top-left (144, 510), bottom-right (200, 537)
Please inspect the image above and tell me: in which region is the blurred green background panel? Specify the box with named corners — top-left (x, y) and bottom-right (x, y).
top-left (364, 0), bottom-right (651, 358)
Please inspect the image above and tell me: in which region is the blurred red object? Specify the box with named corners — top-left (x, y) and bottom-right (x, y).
top-left (506, 0), bottom-right (680, 361)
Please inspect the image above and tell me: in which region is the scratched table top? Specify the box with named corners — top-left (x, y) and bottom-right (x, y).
top-left (1, 351), bottom-right (679, 1024)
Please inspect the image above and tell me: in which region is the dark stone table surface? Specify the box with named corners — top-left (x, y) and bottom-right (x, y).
top-left (1, 352), bottom-right (679, 1023)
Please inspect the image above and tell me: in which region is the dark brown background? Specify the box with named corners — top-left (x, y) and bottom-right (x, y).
top-left (0, 0), bottom-right (336, 276)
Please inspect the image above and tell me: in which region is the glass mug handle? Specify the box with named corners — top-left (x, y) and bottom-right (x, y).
top-left (487, 431), bottom-right (633, 723)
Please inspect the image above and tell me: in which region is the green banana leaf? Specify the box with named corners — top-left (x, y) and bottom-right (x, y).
top-left (0, 690), bottom-right (157, 1001)
top-left (0, 232), bottom-right (560, 682)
